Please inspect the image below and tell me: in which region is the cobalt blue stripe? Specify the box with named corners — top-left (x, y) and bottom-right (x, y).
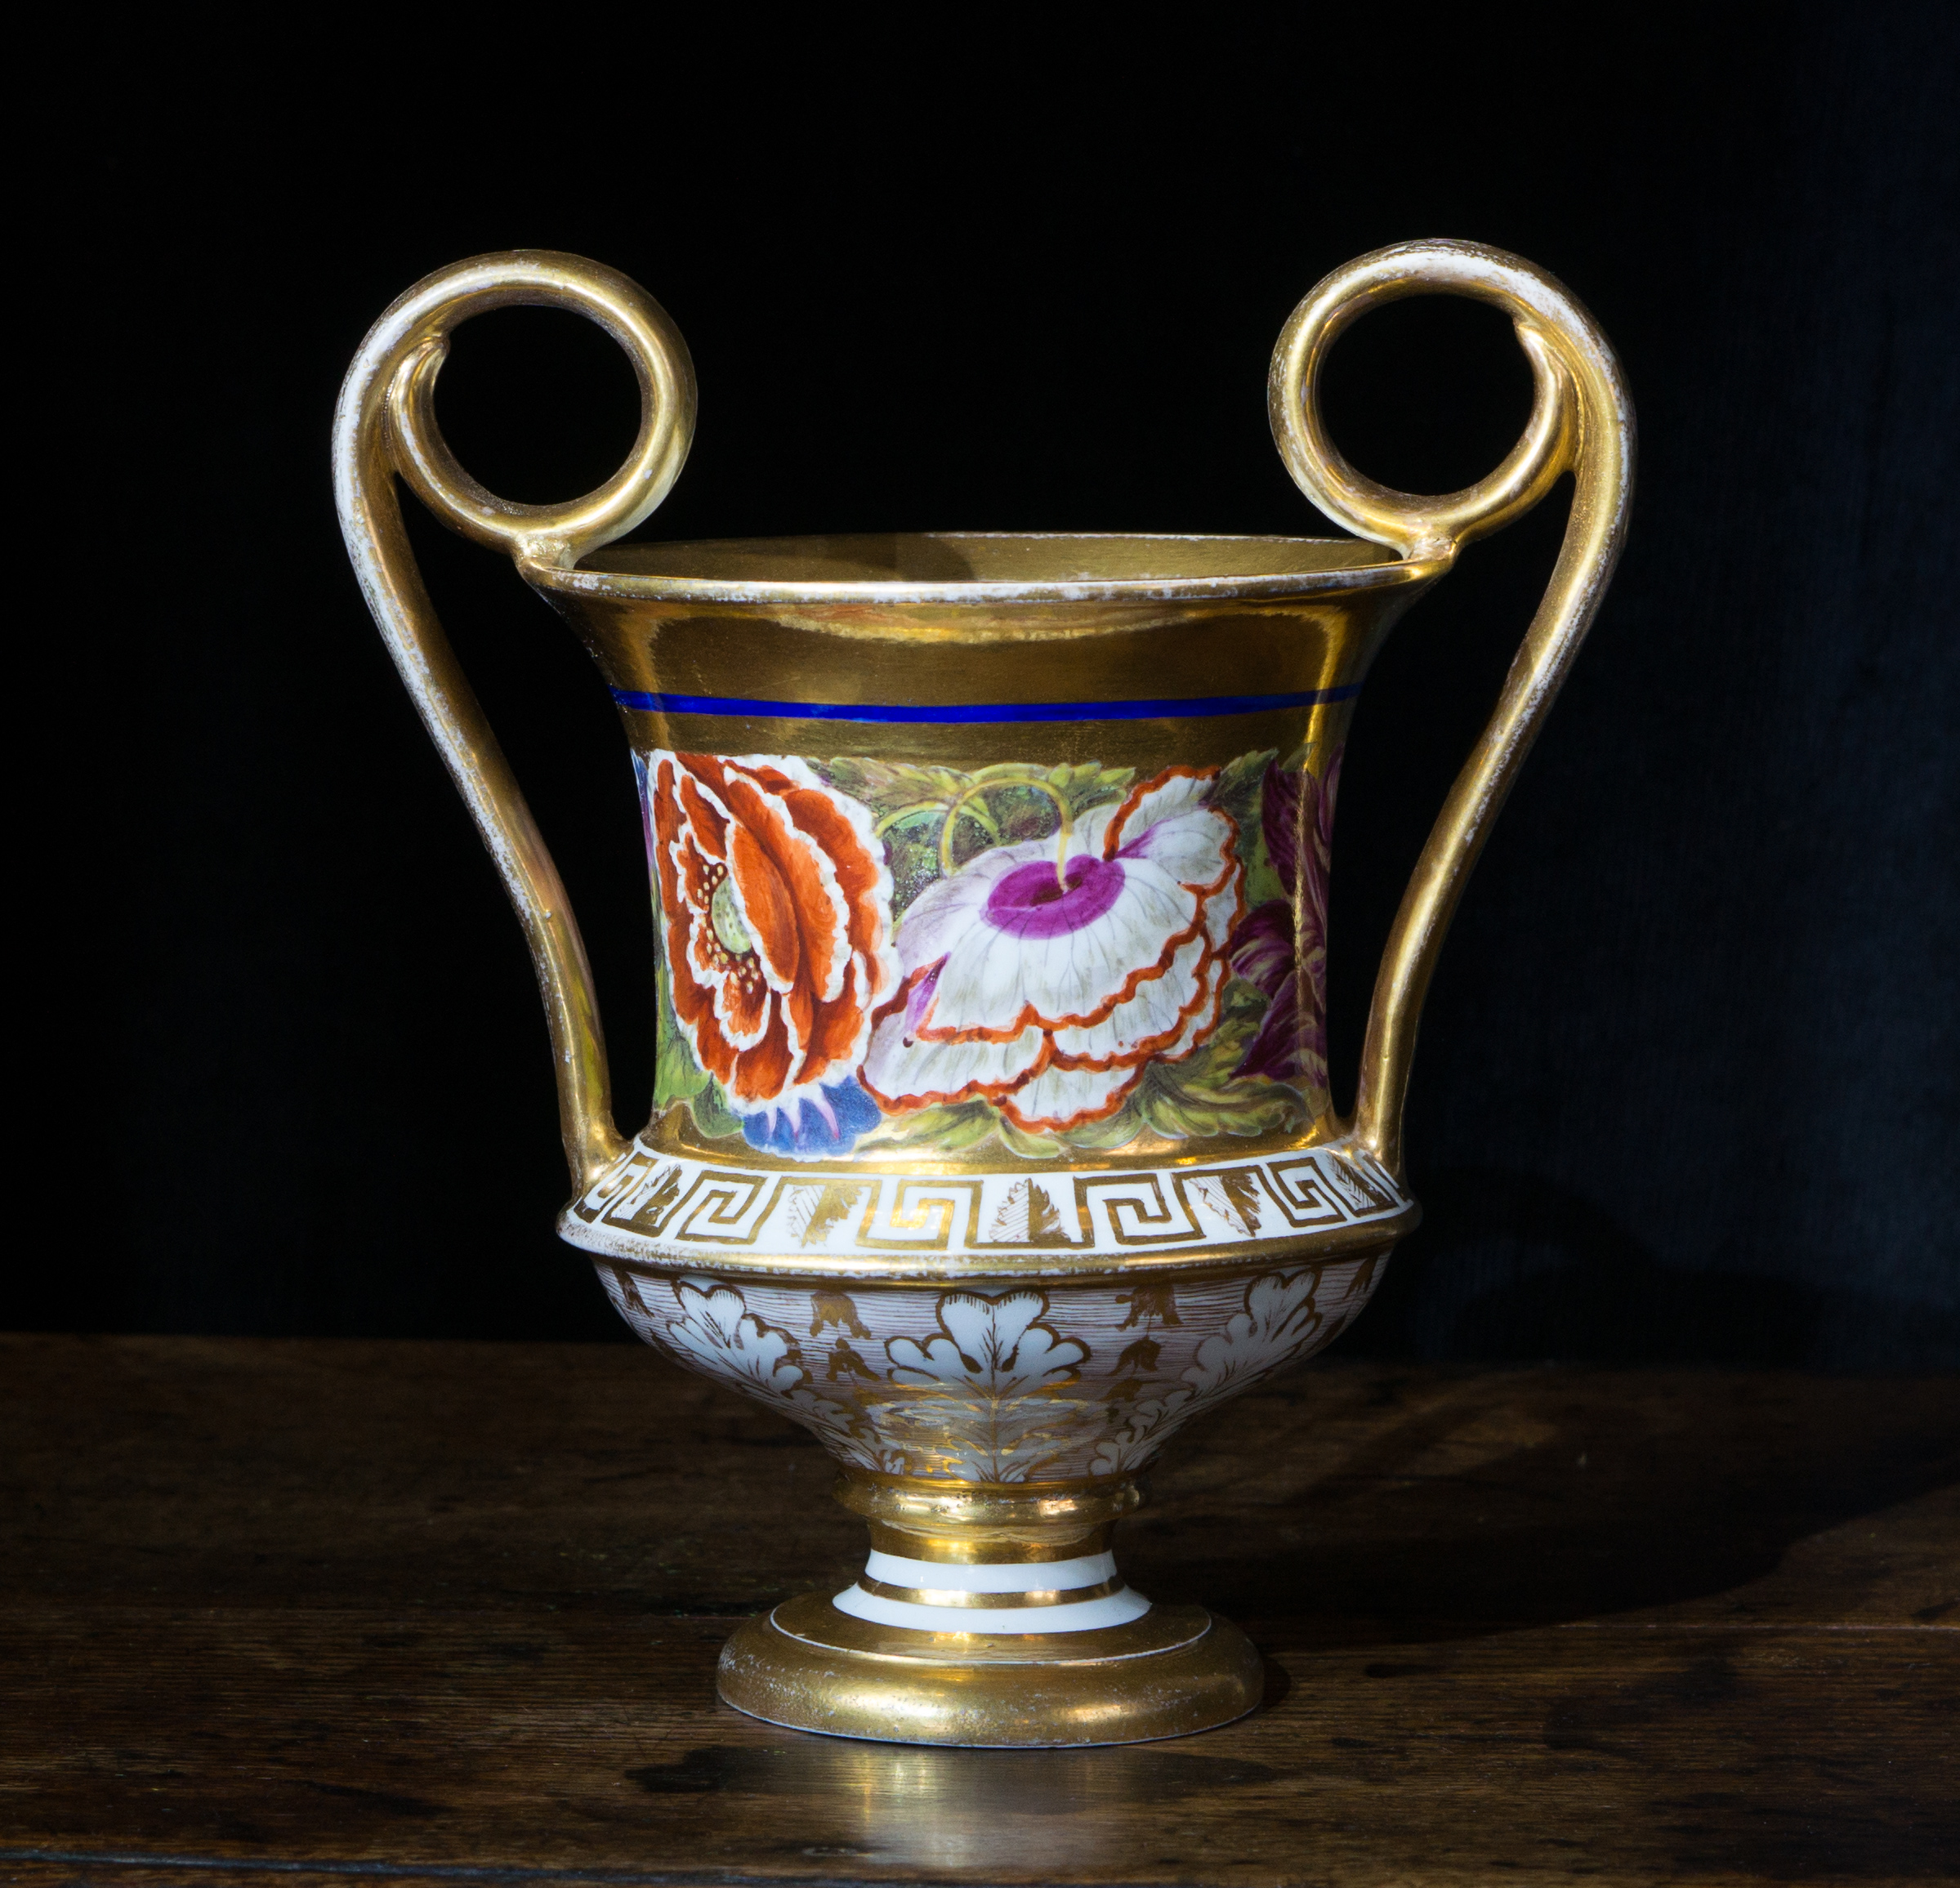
top-left (607, 685), bottom-right (1360, 723)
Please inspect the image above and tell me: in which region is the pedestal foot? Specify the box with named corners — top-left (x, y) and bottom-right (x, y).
top-left (714, 1470), bottom-right (1262, 1746)
top-left (718, 1592), bottom-right (1262, 1747)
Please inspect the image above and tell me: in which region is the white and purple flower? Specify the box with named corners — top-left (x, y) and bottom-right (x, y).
top-left (861, 767), bottom-right (1243, 1132)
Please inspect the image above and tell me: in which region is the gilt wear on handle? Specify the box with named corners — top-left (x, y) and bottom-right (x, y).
top-left (331, 251), bottom-right (697, 1192)
top-left (335, 241), bottom-right (1632, 1747)
top-left (1269, 240), bottom-right (1633, 1175)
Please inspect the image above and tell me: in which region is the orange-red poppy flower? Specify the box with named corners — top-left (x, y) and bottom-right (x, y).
top-left (647, 752), bottom-right (900, 1117)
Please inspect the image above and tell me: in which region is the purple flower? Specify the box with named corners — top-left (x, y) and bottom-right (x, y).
top-left (983, 855), bottom-right (1127, 937)
top-left (1228, 900), bottom-right (1293, 998)
top-left (1261, 761), bottom-right (1304, 899)
top-left (1229, 750), bottom-right (1341, 1085)
top-left (864, 767), bottom-right (1243, 1132)
top-left (1232, 930), bottom-right (1311, 1080)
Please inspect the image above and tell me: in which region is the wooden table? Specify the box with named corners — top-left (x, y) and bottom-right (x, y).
top-left (2, 1336), bottom-right (1953, 1886)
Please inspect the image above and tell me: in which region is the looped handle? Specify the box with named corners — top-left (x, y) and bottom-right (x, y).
top-left (382, 253), bottom-right (695, 569)
top-left (333, 252), bottom-right (698, 1189)
top-left (1269, 239), bottom-right (1635, 1173)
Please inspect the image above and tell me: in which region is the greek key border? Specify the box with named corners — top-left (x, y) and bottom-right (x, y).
top-left (570, 1141), bottom-right (1409, 1261)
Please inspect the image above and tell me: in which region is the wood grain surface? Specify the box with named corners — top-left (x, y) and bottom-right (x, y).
top-left (1, 1335), bottom-right (1953, 1886)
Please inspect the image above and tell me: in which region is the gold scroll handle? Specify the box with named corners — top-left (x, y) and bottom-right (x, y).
top-left (1269, 239), bottom-right (1635, 1177)
top-left (332, 252), bottom-right (697, 1190)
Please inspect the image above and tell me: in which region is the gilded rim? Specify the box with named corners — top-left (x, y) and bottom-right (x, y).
top-left (527, 531), bottom-right (1445, 610)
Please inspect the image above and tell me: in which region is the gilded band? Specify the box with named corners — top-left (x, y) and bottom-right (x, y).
top-left (855, 1578), bottom-right (1129, 1609)
top-left (609, 685), bottom-right (1363, 721)
top-left (863, 1521), bottom-right (1113, 1564)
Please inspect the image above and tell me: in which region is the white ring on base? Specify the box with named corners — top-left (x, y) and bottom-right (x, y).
top-left (863, 1549), bottom-right (1118, 1592)
top-left (833, 1582), bottom-right (1152, 1634)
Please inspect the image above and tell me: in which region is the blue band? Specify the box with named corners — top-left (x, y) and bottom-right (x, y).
top-left (607, 685), bottom-right (1361, 724)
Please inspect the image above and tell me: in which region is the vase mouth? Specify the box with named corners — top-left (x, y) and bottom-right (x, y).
top-left (540, 531), bottom-right (1445, 605)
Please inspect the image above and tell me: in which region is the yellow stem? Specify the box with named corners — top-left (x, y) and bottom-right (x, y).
top-left (939, 779), bottom-right (1075, 888)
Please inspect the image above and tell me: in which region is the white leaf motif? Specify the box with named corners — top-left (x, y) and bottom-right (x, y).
top-left (1091, 1390), bottom-right (1195, 1475)
top-left (887, 1290), bottom-right (1087, 1396)
top-left (652, 1279), bottom-right (876, 1466)
top-left (663, 1281), bottom-right (805, 1395)
top-left (880, 1289), bottom-right (1092, 1481)
top-left (1182, 1270), bottom-right (1323, 1399)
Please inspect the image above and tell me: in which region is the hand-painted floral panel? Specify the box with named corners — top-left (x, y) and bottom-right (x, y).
top-left (639, 746), bottom-right (1339, 1161)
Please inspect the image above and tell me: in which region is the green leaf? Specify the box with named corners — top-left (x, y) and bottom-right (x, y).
top-left (1049, 762), bottom-right (1136, 819)
top-left (953, 800), bottom-right (1000, 844)
top-left (1139, 1073), bottom-right (1302, 1142)
top-left (996, 1114), bottom-right (1066, 1159)
top-left (653, 966), bottom-right (709, 1110)
top-left (1052, 1097), bottom-right (1149, 1151)
top-left (653, 964), bottom-right (746, 1140)
top-left (966, 761), bottom-right (1135, 820)
top-left (1212, 748), bottom-right (1275, 832)
top-left (821, 757), bottom-right (974, 821)
top-left (1134, 997), bottom-right (1308, 1141)
top-left (688, 1078), bottom-right (744, 1141)
top-left (1243, 850), bottom-right (1287, 910)
top-left (873, 801), bottom-right (959, 837)
top-left (885, 833), bottom-right (947, 917)
top-left (1208, 748), bottom-right (1284, 905)
top-left (857, 1101), bottom-right (999, 1156)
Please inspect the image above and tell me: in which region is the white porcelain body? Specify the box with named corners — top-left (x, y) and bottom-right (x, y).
top-left (588, 1234), bottom-right (1392, 1486)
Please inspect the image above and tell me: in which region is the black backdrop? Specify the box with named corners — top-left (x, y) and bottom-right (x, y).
top-left (38, 8), bottom-right (1957, 1364)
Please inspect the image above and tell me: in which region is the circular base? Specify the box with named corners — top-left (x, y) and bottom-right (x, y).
top-left (717, 1591), bottom-right (1264, 1747)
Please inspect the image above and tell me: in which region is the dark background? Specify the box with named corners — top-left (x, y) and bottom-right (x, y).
top-left (35, 9), bottom-right (1957, 1364)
